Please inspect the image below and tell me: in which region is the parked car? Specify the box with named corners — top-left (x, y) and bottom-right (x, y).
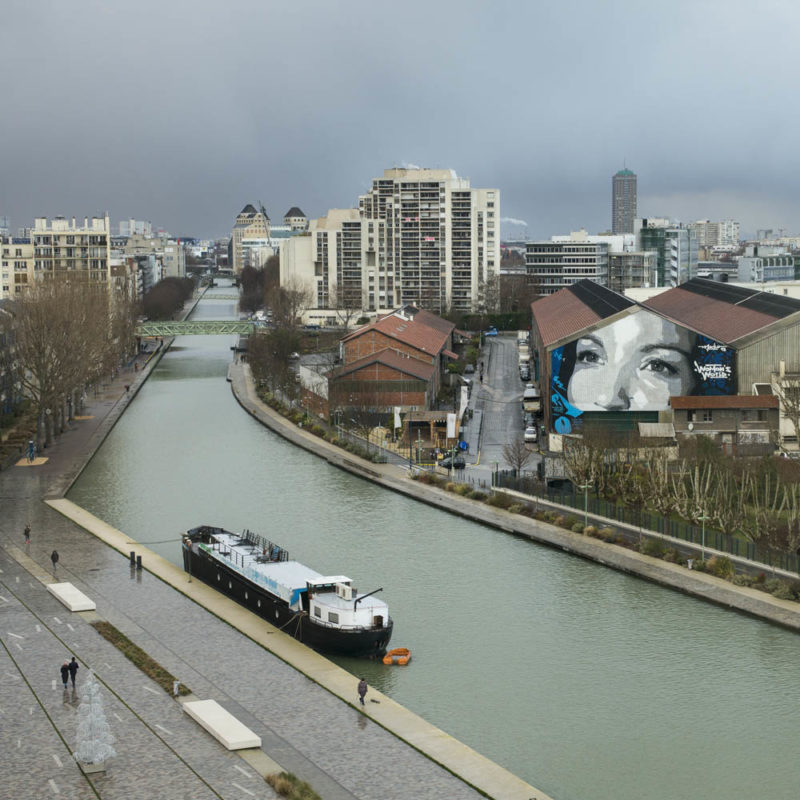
top-left (485, 327), bottom-right (498, 336)
top-left (464, 363), bottom-right (475, 374)
top-left (288, 352), bottom-right (300, 360)
top-left (519, 366), bottom-right (530, 381)
top-left (524, 426), bottom-right (538, 443)
top-left (440, 454), bottom-right (466, 470)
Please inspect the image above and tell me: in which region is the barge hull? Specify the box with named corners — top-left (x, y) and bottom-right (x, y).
top-left (182, 546), bottom-right (392, 657)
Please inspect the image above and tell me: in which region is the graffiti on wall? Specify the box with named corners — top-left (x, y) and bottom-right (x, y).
top-left (550, 313), bottom-right (735, 434)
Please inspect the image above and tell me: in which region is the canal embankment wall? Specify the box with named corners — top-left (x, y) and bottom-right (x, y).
top-left (229, 362), bottom-right (800, 635)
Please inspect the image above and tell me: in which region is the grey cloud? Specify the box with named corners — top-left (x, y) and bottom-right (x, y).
top-left (3, 0), bottom-right (800, 239)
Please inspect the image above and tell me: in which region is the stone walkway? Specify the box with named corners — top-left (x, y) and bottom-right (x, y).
top-left (0, 341), bottom-right (512, 800)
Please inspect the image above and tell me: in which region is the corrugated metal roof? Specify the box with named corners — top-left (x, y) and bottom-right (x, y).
top-left (643, 287), bottom-right (777, 343)
top-left (638, 422), bottom-right (675, 438)
top-left (670, 395), bottom-right (779, 409)
top-left (531, 291), bottom-right (602, 347)
top-left (531, 281), bottom-right (633, 347)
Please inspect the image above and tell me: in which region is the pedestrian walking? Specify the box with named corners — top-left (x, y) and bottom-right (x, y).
top-left (124, 384), bottom-right (130, 393)
top-left (357, 677), bottom-right (368, 706)
top-left (24, 523), bottom-right (31, 544)
top-left (68, 656), bottom-right (79, 688)
top-left (60, 661), bottom-right (69, 690)
top-left (51, 550), bottom-right (59, 571)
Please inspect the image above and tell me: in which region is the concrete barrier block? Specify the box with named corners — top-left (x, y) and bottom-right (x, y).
top-left (183, 699), bottom-right (261, 750)
top-left (47, 582), bottom-right (96, 612)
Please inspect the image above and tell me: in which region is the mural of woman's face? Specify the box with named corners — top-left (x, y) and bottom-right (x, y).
top-left (566, 313), bottom-right (694, 411)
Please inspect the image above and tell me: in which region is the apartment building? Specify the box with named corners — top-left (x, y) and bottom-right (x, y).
top-left (32, 214), bottom-right (111, 283)
top-left (281, 167), bottom-right (500, 320)
top-left (231, 204), bottom-right (270, 274)
top-left (0, 236), bottom-right (35, 299)
top-left (737, 244), bottom-right (795, 283)
top-left (118, 234), bottom-right (185, 279)
top-left (359, 168), bottom-right (499, 313)
top-left (691, 219), bottom-right (740, 249)
top-left (119, 218), bottom-right (152, 237)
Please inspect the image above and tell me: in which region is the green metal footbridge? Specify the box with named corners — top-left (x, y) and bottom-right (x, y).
top-left (136, 320), bottom-right (256, 336)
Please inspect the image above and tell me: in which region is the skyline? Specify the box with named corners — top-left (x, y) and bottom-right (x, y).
top-left (3, 1), bottom-right (799, 240)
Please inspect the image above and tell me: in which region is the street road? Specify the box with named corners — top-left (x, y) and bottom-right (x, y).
top-left (467, 334), bottom-right (541, 484)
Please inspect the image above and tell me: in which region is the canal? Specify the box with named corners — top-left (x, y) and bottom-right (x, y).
top-left (68, 284), bottom-right (800, 800)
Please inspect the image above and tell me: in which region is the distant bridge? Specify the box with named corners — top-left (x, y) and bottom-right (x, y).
top-left (136, 320), bottom-right (256, 336)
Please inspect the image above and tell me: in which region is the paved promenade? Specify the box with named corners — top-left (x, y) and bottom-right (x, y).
top-left (0, 346), bottom-right (541, 799)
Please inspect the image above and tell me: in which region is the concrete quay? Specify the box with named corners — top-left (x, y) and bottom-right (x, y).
top-left (0, 341), bottom-right (546, 799)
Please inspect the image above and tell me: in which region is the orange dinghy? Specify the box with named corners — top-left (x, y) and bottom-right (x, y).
top-left (383, 647), bottom-right (411, 665)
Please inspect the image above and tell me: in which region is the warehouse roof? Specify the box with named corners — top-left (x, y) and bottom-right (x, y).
top-left (643, 278), bottom-right (800, 343)
top-left (530, 280), bottom-right (634, 346)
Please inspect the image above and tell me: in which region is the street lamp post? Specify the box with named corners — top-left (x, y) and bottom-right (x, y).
top-left (578, 482), bottom-right (593, 527)
top-left (698, 509), bottom-right (710, 561)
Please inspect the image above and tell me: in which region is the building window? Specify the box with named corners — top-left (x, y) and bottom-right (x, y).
top-left (702, 409), bottom-right (713, 422)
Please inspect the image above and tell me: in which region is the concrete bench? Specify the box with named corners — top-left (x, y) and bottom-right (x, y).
top-left (47, 582), bottom-right (97, 612)
top-left (182, 699), bottom-right (261, 750)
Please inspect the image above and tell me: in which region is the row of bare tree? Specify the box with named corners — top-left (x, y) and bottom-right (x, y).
top-left (1, 276), bottom-right (137, 447)
top-left (562, 437), bottom-right (800, 554)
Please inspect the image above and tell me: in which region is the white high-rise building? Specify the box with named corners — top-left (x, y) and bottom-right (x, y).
top-left (358, 167), bottom-right (500, 312)
top-left (280, 167), bottom-right (500, 320)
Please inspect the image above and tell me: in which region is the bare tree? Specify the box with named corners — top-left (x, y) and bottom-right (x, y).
top-left (328, 282), bottom-right (363, 330)
top-left (1, 276), bottom-right (120, 446)
top-left (502, 438), bottom-right (533, 474)
top-left (269, 277), bottom-right (313, 330)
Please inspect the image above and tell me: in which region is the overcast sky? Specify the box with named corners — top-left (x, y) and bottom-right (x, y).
top-left (3, 0), bottom-right (798, 240)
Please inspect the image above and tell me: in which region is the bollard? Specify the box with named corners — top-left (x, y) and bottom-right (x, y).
top-left (136, 555), bottom-right (142, 571)
top-left (130, 551), bottom-right (136, 565)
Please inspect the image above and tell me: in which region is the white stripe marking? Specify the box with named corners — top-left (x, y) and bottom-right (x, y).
top-left (52, 680), bottom-right (56, 690)
top-left (231, 783), bottom-right (255, 797)
top-left (29, 582), bottom-right (36, 588)
top-left (52, 617), bottom-right (62, 625)
top-left (0, 595), bottom-right (8, 603)
top-left (7, 632), bottom-right (24, 639)
top-left (66, 624), bottom-right (75, 632)
top-left (113, 713), bottom-right (122, 721)
top-left (105, 663), bottom-right (112, 670)
top-left (17, 738), bottom-right (21, 748)
top-left (48, 778), bottom-right (59, 794)
top-left (15, 576), bottom-right (19, 583)
top-left (234, 764), bottom-right (252, 777)
top-left (36, 624), bottom-right (41, 633)
top-left (52, 754), bottom-right (62, 767)
top-left (14, 642), bottom-right (22, 651)
top-left (142, 685), bottom-right (160, 696)
top-left (155, 724), bottom-right (173, 735)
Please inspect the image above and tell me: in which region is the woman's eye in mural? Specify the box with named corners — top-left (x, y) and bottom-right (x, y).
top-left (575, 343), bottom-right (604, 365)
top-left (640, 357), bottom-right (679, 377)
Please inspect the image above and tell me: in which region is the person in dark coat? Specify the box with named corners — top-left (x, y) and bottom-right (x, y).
top-left (24, 524), bottom-right (31, 544)
top-left (357, 678), bottom-right (367, 706)
top-left (68, 657), bottom-right (79, 688)
top-left (60, 661), bottom-right (69, 690)
top-left (51, 550), bottom-right (59, 571)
